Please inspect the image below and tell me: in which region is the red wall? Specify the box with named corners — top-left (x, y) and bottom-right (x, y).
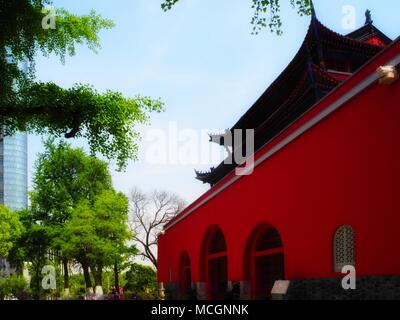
top-left (158, 41), bottom-right (400, 285)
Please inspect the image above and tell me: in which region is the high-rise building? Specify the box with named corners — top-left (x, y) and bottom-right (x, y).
top-left (1, 54), bottom-right (28, 211)
top-left (0, 132), bottom-right (28, 211)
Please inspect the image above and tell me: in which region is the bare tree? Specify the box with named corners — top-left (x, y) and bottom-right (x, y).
top-left (128, 187), bottom-right (186, 269)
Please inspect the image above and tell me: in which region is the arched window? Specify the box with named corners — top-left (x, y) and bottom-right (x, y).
top-left (333, 225), bottom-right (355, 272)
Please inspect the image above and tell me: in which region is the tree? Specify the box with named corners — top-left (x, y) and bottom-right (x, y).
top-left (162, 0), bottom-right (313, 35)
top-left (56, 201), bottom-right (97, 294)
top-left (129, 188), bottom-right (185, 268)
top-left (30, 138), bottom-right (113, 294)
top-left (0, 205), bottom-right (23, 258)
top-left (0, 1), bottom-right (164, 169)
top-left (9, 209), bottom-right (52, 299)
top-left (90, 189), bottom-right (134, 296)
top-left (58, 190), bottom-right (134, 297)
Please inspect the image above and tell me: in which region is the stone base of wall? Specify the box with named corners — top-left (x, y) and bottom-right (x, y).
top-left (161, 275), bottom-right (400, 300)
top-left (240, 281), bottom-right (251, 300)
top-left (164, 283), bottom-right (179, 300)
top-left (196, 282), bottom-right (206, 300)
top-left (284, 275), bottom-right (400, 300)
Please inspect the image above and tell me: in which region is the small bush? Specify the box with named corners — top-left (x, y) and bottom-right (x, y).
top-left (0, 275), bottom-right (30, 300)
top-left (123, 263), bottom-right (158, 299)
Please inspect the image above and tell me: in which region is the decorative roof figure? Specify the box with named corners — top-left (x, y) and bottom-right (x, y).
top-left (365, 9), bottom-right (373, 25)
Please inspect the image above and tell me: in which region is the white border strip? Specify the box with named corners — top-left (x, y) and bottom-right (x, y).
top-left (165, 54), bottom-right (400, 231)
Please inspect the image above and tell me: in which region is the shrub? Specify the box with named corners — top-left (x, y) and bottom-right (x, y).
top-left (0, 275), bottom-right (30, 300)
top-left (123, 263), bottom-right (158, 299)
top-left (68, 274), bottom-right (87, 299)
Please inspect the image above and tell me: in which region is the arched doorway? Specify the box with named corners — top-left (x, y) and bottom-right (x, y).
top-left (244, 224), bottom-right (284, 299)
top-left (179, 252), bottom-right (192, 299)
top-left (200, 226), bottom-right (228, 300)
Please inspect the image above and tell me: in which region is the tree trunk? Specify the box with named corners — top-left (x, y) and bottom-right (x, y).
top-left (114, 262), bottom-right (119, 293)
top-left (62, 259), bottom-right (69, 296)
top-left (82, 263), bottom-right (93, 295)
top-left (34, 261), bottom-right (41, 300)
top-left (92, 264), bottom-right (103, 298)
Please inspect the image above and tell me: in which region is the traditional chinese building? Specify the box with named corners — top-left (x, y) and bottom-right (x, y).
top-left (158, 10), bottom-right (400, 300)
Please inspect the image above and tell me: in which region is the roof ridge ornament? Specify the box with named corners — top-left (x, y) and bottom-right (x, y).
top-left (365, 9), bottom-right (373, 25)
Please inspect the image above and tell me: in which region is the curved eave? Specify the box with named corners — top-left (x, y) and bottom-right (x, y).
top-left (195, 169), bottom-right (214, 183)
top-left (346, 23), bottom-right (392, 45)
top-left (316, 19), bottom-right (385, 52)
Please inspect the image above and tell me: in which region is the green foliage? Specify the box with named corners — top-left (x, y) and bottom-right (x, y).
top-left (0, 0), bottom-right (113, 105)
top-left (102, 270), bottom-right (128, 294)
top-left (0, 275), bottom-right (30, 300)
top-left (57, 190), bottom-right (135, 286)
top-left (161, 0), bottom-right (179, 11)
top-left (12, 211), bottom-right (52, 299)
top-left (31, 138), bottom-right (112, 226)
top-left (8, 207), bottom-right (67, 299)
top-left (67, 270), bottom-right (129, 299)
top-left (2, 83), bottom-right (164, 170)
top-left (0, 205), bottom-right (23, 257)
top-left (124, 263), bottom-right (158, 299)
top-left (38, 8), bottom-right (115, 60)
top-left (28, 138), bottom-right (113, 291)
top-left (67, 273), bottom-right (91, 299)
top-left (162, 0), bottom-right (312, 35)
top-left (253, 0), bottom-right (312, 35)
top-left (56, 201), bottom-right (97, 267)
top-left (11, 140), bottom-right (138, 297)
top-left (0, 1), bottom-right (164, 169)
top-left (91, 190), bottom-right (133, 266)
top-left (7, 209), bottom-right (53, 279)
top-left (68, 274), bottom-right (86, 298)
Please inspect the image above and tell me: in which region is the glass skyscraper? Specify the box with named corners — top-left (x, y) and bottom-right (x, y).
top-left (1, 53), bottom-right (28, 211)
top-left (0, 132), bottom-right (28, 211)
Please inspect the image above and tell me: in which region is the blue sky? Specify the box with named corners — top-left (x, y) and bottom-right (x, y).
top-left (30, 0), bottom-right (400, 203)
